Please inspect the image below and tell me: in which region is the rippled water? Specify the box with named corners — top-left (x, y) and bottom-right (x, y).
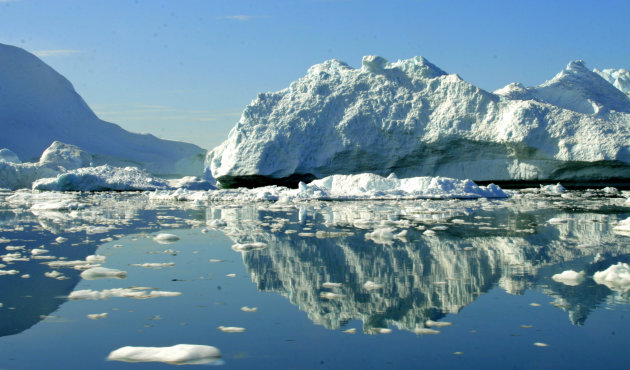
top-left (1, 189), bottom-right (629, 368)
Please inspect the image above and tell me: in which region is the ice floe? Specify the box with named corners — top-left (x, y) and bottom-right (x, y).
top-left (153, 233), bottom-right (180, 243)
top-left (80, 267), bottom-right (127, 280)
top-left (217, 326), bottom-right (245, 333)
top-left (593, 262), bottom-right (630, 292)
top-left (69, 288), bottom-right (182, 300)
top-left (107, 344), bottom-right (221, 365)
top-left (551, 270), bottom-right (585, 286)
top-left (87, 313), bottom-right (108, 320)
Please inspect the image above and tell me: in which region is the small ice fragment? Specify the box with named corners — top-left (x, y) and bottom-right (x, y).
top-left (69, 288), bottom-right (181, 300)
top-left (0, 269), bottom-right (19, 275)
top-left (80, 267), bottom-right (127, 280)
top-left (343, 328), bottom-right (357, 334)
top-left (30, 248), bottom-right (48, 255)
top-left (320, 292), bottom-right (344, 300)
top-left (529, 303), bottom-right (541, 307)
top-left (423, 230), bottom-right (436, 236)
top-left (363, 281), bottom-right (384, 290)
top-left (453, 352), bottom-right (464, 355)
top-left (322, 282), bottom-right (343, 288)
top-left (86, 255), bottom-right (106, 263)
top-left (533, 342), bottom-right (548, 347)
top-left (55, 237), bottom-right (68, 243)
top-left (107, 344), bottom-right (221, 365)
top-left (217, 326), bottom-right (245, 333)
top-left (547, 217), bottom-right (568, 224)
top-left (154, 233), bottom-right (180, 244)
top-left (593, 262), bottom-right (630, 292)
top-left (209, 259), bottom-right (225, 263)
top-left (45, 270), bottom-right (63, 279)
top-left (226, 273), bottom-right (236, 277)
top-left (240, 306), bottom-right (257, 312)
top-left (551, 270), bottom-right (585, 286)
top-left (425, 319), bottom-right (452, 328)
top-left (231, 242), bottom-right (267, 252)
top-left (414, 327), bottom-right (440, 335)
top-left (520, 325), bottom-right (533, 328)
top-left (21, 274), bottom-right (30, 278)
top-left (87, 313), bottom-right (108, 320)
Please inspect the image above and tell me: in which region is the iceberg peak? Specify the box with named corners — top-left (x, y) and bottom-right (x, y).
top-left (361, 55), bottom-right (389, 73)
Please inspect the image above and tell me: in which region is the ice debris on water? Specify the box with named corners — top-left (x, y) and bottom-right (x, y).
top-left (107, 344), bottom-right (221, 365)
top-left (593, 262), bottom-right (630, 292)
top-left (551, 270), bottom-right (585, 286)
top-left (87, 313), bottom-right (108, 320)
top-left (217, 326), bottom-right (246, 333)
top-left (69, 288), bottom-right (182, 300)
top-left (80, 267), bottom-right (127, 280)
top-left (231, 242), bottom-right (267, 252)
top-left (363, 281), bottom-right (384, 290)
top-left (414, 327), bottom-right (440, 335)
top-left (425, 320), bottom-right (453, 328)
top-left (153, 233), bottom-right (180, 243)
top-left (131, 262), bottom-right (175, 269)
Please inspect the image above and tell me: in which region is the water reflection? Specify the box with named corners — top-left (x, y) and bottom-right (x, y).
top-left (1, 189), bottom-right (629, 339)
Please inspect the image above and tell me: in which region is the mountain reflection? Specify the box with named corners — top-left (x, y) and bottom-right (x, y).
top-left (208, 193), bottom-right (630, 331)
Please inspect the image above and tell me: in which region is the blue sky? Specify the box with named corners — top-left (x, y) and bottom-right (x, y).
top-left (1, 0), bottom-right (628, 150)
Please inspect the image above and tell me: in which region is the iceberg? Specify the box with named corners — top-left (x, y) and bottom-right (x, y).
top-left (207, 55), bottom-right (630, 188)
top-left (107, 344), bottom-right (221, 365)
top-left (32, 165), bottom-right (170, 191)
top-left (594, 68), bottom-right (630, 98)
top-left (0, 43), bottom-right (205, 176)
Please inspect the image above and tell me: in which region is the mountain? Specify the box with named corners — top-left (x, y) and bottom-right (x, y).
top-left (207, 56), bottom-right (630, 188)
top-left (0, 43), bottom-right (205, 176)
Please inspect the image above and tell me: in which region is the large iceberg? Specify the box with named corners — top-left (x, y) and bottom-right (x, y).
top-left (207, 55), bottom-right (630, 188)
top-left (0, 43), bottom-right (206, 176)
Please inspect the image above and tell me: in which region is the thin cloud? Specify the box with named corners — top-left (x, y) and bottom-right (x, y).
top-left (90, 103), bottom-right (239, 122)
top-left (217, 15), bottom-right (266, 21)
top-left (33, 49), bottom-right (81, 57)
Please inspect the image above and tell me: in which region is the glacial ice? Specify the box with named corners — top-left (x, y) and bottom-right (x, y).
top-left (593, 262), bottom-right (630, 292)
top-left (551, 270), bottom-right (585, 286)
top-left (594, 68), bottom-right (630, 98)
top-left (80, 267), bottom-right (127, 280)
top-left (107, 344), bottom-right (221, 365)
top-left (207, 55), bottom-right (630, 187)
top-left (33, 165), bottom-right (171, 191)
top-left (0, 43), bottom-right (206, 176)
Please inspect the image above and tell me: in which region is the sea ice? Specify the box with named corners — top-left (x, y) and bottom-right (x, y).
top-left (33, 165), bottom-right (171, 191)
top-left (414, 327), bottom-right (440, 335)
top-left (593, 262), bottom-right (630, 292)
top-left (217, 326), bottom-right (246, 333)
top-left (551, 270), bottom-right (585, 286)
top-left (131, 262), bottom-right (175, 269)
top-left (87, 313), bottom-right (108, 320)
top-left (107, 344), bottom-right (221, 365)
top-left (231, 242), bottom-right (267, 252)
top-left (80, 267), bottom-right (127, 280)
top-left (153, 233), bottom-right (180, 243)
top-left (363, 281), bottom-right (384, 290)
top-left (613, 217), bottom-right (630, 237)
top-left (69, 288), bottom-right (182, 300)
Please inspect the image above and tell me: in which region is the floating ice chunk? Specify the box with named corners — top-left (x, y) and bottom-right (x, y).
top-left (45, 270), bottom-right (67, 280)
top-left (593, 262), bottom-right (630, 292)
top-left (231, 242), bottom-right (267, 252)
top-left (107, 344), bottom-right (221, 365)
top-left (55, 236), bottom-right (68, 243)
top-left (167, 176), bottom-right (215, 190)
top-left (423, 230), bottom-right (436, 236)
top-left (87, 313), bottom-right (108, 320)
top-left (30, 248), bottom-right (48, 255)
top-left (226, 273), bottom-right (236, 277)
top-left (86, 255), bottom-right (106, 263)
top-left (39, 141), bottom-right (91, 170)
top-left (365, 227), bottom-right (395, 244)
top-left (414, 327), bottom-right (440, 335)
top-left (33, 165), bottom-right (171, 191)
top-left (533, 342), bottom-right (549, 347)
top-left (541, 183), bottom-right (566, 194)
top-left (80, 267), bottom-right (127, 280)
top-left (322, 282), bottom-right (343, 288)
top-left (551, 270), bottom-right (585, 286)
top-left (375, 328), bottom-right (392, 334)
top-left (363, 281), bottom-right (384, 290)
top-left (217, 326), bottom-right (245, 333)
top-left (131, 263), bottom-right (175, 269)
top-left (613, 217), bottom-right (630, 237)
top-left (342, 328), bottom-right (357, 334)
top-left (0, 269), bottom-right (19, 275)
top-left (240, 306), bottom-right (257, 312)
top-left (320, 292), bottom-right (345, 300)
top-left (548, 217), bottom-right (568, 224)
top-left (153, 233), bottom-right (180, 243)
top-left (69, 288), bottom-right (182, 300)
top-left (21, 274), bottom-right (30, 278)
top-left (425, 320), bottom-right (453, 328)
top-left (529, 303), bottom-right (541, 307)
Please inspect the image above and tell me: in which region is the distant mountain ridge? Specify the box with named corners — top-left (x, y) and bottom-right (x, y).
top-left (0, 43), bottom-right (205, 176)
top-left (207, 55), bottom-right (630, 188)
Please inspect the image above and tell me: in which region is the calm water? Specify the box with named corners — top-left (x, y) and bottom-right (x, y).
top-left (1, 189), bottom-right (630, 369)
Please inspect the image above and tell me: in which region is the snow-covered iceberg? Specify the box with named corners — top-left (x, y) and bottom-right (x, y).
top-left (207, 55), bottom-right (630, 188)
top-left (594, 68), bottom-right (630, 98)
top-left (0, 43), bottom-right (205, 176)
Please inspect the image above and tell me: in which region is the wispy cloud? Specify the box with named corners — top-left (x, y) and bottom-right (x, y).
top-left (33, 49), bottom-right (81, 57)
top-left (217, 15), bottom-right (266, 21)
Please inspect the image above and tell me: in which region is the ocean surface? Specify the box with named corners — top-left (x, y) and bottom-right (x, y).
top-left (1, 189), bottom-right (629, 369)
